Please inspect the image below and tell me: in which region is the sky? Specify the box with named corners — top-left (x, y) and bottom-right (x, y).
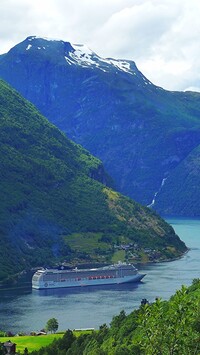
top-left (1, 0), bottom-right (200, 91)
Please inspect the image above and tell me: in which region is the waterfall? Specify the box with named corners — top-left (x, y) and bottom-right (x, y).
top-left (147, 177), bottom-right (167, 208)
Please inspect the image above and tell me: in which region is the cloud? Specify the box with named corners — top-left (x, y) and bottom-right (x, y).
top-left (0, 0), bottom-right (53, 52)
top-left (90, 1), bottom-right (179, 59)
top-left (184, 87), bottom-right (200, 93)
top-left (0, 0), bottom-right (200, 91)
top-left (89, 0), bottom-right (200, 91)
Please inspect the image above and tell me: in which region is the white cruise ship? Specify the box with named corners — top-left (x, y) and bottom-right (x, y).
top-left (32, 262), bottom-right (145, 289)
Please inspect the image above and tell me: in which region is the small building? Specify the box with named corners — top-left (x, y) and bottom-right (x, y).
top-left (3, 340), bottom-right (16, 354)
top-left (36, 331), bottom-right (47, 336)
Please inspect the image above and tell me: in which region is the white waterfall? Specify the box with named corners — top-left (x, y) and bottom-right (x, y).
top-left (147, 177), bottom-right (167, 208)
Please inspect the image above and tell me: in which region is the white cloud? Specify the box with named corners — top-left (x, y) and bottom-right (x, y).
top-left (0, 0), bottom-right (200, 91)
top-left (90, 1), bottom-right (179, 58)
top-left (184, 87), bottom-right (200, 93)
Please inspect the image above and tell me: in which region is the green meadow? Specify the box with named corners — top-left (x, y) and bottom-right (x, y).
top-left (0, 331), bottom-right (93, 353)
top-left (0, 334), bottom-right (63, 353)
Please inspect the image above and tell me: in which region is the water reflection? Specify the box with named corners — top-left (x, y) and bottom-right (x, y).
top-left (35, 282), bottom-right (142, 297)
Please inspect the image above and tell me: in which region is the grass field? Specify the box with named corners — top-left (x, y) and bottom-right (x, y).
top-left (65, 232), bottom-right (108, 253)
top-left (111, 250), bottom-right (126, 263)
top-left (0, 330), bottom-right (93, 353)
top-left (0, 334), bottom-right (63, 353)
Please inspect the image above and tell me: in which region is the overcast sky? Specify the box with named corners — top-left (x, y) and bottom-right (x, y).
top-left (1, 0), bottom-right (200, 91)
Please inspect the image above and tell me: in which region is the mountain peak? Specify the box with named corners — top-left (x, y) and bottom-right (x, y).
top-left (7, 35), bottom-right (74, 61)
top-left (26, 35), bottom-right (64, 42)
top-left (5, 35), bottom-right (140, 77)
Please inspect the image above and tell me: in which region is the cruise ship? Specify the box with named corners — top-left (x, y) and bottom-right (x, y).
top-left (32, 263), bottom-right (145, 289)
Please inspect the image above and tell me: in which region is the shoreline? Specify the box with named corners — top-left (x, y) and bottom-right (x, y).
top-left (139, 248), bottom-right (189, 265)
top-left (0, 249), bottom-right (189, 291)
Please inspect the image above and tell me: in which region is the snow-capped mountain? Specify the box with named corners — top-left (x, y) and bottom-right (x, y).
top-left (26, 36), bottom-right (139, 75)
top-left (1, 36), bottom-right (200, 216)
top-left (5, 36), bottom-right (154, 86)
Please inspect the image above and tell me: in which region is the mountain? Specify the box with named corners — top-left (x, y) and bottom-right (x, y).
top-left (1, 36), bottom-right (200, 216)
top-left (154, 144), bottom-right (200, 216)
top-left (0, 79), bottom-right (186, 281)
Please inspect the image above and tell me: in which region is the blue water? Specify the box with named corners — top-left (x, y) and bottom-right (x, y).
top-left (0, 217), bottom-right (199, 333)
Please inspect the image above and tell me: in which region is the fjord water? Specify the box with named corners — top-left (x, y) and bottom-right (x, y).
top-left (0, 217), bottom-right (199, 333)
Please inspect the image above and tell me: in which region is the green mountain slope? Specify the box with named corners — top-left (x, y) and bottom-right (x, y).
top-left (0, 80), bottom-right (186, 281)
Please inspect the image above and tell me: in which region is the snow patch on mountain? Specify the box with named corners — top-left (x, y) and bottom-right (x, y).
top-left (69, 43), bottom-right (135, 75)
top-left (65, 57), bottom-right (73, 65)
top-left (26, 44), bottom-right (32, 51)
top-left (72, 44), bottom-right (94, 57)
top-left (101, 58), bottom-right (134, 75)
top-left (69, 44), bottom-right (99, 68)
top-left (142, 76), bottom-right (152, 85)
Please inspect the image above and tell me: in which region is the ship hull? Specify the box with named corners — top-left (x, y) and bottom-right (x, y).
top-left (32, 273), bottom-right (145, 290)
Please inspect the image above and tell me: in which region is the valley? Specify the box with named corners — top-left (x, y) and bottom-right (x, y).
top-left (1, 37), bottom-right (200, 215)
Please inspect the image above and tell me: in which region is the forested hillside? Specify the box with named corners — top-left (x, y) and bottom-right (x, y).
top-left (30, 279), bottom-right (200, 354)
top-left (0, 80), bottom-right (186, 281)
